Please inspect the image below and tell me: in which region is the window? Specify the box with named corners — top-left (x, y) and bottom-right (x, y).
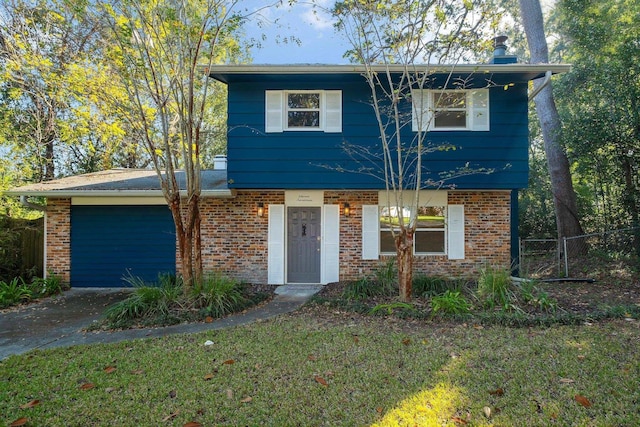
top-left (265, 90), bottom-right (342, 133)
top-left (361, 191), bottom-right (465, 261)
top-left (412, 89), bottom-right (489, 132)
top-left (379, 205), bottom-right (446, 255)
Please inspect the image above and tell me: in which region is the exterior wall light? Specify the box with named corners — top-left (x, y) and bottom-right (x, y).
top-left (257, 202), bottom-right (264, 217)
top-left (343, 203), bottom-right (351, 217)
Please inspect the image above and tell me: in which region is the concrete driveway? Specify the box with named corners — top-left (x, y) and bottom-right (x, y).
top-left (0, 285), bottom-right (321, 360)
top-left (0, 288), bottom-right (130, 360)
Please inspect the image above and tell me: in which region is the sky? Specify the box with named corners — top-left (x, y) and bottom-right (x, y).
top-left (241, 1), bottom-right (350, 64)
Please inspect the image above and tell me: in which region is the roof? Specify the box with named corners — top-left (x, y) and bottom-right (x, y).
top-left (5, 169), bottom-right (235, 198)
top-left (209, 63), bottom-right (571, 84)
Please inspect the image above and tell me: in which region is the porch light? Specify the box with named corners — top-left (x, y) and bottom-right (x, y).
top-left (257, 202), bottom-right (264, 217)
top-left (343, 203), bottom-right (351, 217)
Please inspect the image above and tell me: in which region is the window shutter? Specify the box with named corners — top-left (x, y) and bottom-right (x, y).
top-left (469, 89), bottom-right (489, 131)
top-left (362, 205), bottom-right (380, 260)
top-left (265, 91), bottom-right (283, 133)
top-left (322, 205), bottom-right (340, 283)
top-left (412, 90), bottom-right (432, 132)
top-left (324, 90), bottom-right (342, 133)
top-left (447, 205), bottom-right (465, 260)
top-left (268, 205), bottom-right (285, 284)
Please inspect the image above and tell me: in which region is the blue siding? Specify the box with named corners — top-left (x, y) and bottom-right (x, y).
top-left (71, 205), bottom-right (176, 287)
top-left (226, 74), bottom-right (530, 190)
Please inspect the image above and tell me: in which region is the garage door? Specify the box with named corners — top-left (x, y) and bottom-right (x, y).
top-left (71, 205), bottom-right (176, 287)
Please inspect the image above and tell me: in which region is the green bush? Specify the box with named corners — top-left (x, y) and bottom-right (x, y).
top-left (0, 277), bottom-right (33, 308)
top-left (431, 290), bottom-right (472, 316)
top-left (104, 273), bottom-right (184, 328)
top-left (412, 274), bottom-right (466, 297)
top-left (191, 273), bottom-right (248, 318)
top-left (370, 301), bottom-right (418, 317)
top-left (374, 259), bottom-right (397, 295)
top-left (342, 277), bottom-right (389, 300)
top-left (30, 273), bottom-right (65, 298)
top-left (476, 266), bottom-right (514, 310)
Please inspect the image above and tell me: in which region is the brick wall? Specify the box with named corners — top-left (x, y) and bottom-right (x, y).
top-left (45, 198), bottom-right (71, 283)
top-left (197, 190), bottom-right (511, 283)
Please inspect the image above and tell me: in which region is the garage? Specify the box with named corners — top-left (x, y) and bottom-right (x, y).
top-left (70, 205), bottom-right (176, 287)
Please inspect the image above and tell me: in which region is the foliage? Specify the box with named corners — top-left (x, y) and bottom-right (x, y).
top-left (412, 274), bottom-right (465, 297)
top-left (191, 273), bottom-right (249, 318)
top-left (374, 259), bottom-right (398, 295)
top-left (0, 274), bottom-right (65, 309)
top-left (370, 301), bottom-right (417, 317)
top-left (476, 265), bottom-right (515, 310)
top-left (430, 290), bottom-right (472, 316)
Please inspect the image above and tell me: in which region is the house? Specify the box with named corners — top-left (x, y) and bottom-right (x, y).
top-left (6, 55), bottom-right (570, 287)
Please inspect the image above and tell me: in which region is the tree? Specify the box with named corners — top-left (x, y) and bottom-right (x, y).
top-left (518, 0), bottom-right (584, 245)
top-left (99, 0), bottom-right (248, 289)
top-left (332, 0), bottom-right (498, 301)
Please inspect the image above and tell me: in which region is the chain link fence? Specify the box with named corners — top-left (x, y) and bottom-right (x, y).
top-left (520, 227), bottom-right (640, 281)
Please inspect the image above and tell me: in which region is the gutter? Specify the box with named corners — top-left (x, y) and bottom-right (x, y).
top-left (528, 70), bottom-right (553, 102)
top-left (20, 195), bottom-right (46, 212)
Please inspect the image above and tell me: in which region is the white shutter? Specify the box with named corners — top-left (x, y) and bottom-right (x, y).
top-left (322, 205), bottom-right (340, 284)
top-left (412, 90), bottom-right (432, 132)
top-left (362, 205), bottom-right (380, 260)
top-left (268, 205), bottom-right (285, 284)
top-left (265, 90), bottom-right (283, 133)
top-left (469, 89), bottom-right (489, 131)
top-left (324, 90), bottom-right (342, 133)
top-left (447, 205), bottom-right (465, 260)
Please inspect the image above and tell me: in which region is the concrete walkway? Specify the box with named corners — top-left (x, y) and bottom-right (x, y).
top-left (0, 285), bottom-right (322, 360)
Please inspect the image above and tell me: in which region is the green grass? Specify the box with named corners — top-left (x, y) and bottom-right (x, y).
top-left (1, 317), bottom-right (639, 426)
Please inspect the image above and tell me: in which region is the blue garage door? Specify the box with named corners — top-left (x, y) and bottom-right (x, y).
top-left (71, 205), bottom-right (176, 287)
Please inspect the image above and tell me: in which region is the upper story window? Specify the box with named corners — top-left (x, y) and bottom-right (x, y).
top-left (265, 90), bottom-right (342, 133)
top-left (412, 89), bottom-right (490, 132)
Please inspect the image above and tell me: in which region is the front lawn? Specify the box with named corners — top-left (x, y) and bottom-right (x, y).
top-left (2, 315), bottom-right (639, 426)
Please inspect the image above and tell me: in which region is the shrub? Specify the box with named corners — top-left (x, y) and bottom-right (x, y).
top-left (342, 277), bottom-right (389, 300)
top-left (104, 273), bottom-right (183, 328)
top-left (0, 277), bottom-right (33, 308)
top-left (374, 259), bottom-right (397, 295)
top-left (30, 273), bottom-right (65, 298)
top-left (191, 273), bottom-right (248, 318)
top-left (476, 266), bottom-right (514, 310)
top-left (412, 274), bottom-right (466, 297)
top-left (431, 290), bottom-right (472, 316)
top-left (370, 301), bottom-right (418, 317)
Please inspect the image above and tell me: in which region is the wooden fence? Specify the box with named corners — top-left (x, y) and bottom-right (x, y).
top-left (0, 216), bottom-right (44, 281)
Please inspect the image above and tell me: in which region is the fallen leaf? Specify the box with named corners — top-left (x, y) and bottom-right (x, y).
top-left (376, 407), bottom-right (383, 414)
top-left (223, 359), bottom-right (235, 365)
top-left (353, 336), bottom-right (360, 343)
top-left (20, 399), bottom-right (40, 409)
top-left (131, 369), bottom-right (144, 375)
top-left (402, 338), bottom-right (411, 346)
top-left (307, 355), bottom-right (317, 361)
top-left (105, 387), bottom-right (116, 393)
top-left (183, 422), bottom-right (202, 427)
top-left (203, 373), bottom-right (215, 381)
top-left (80, 383), bottom-right (95, 390)
top-left (577, 355), bottom-right (585, 360)
top-left (162, 411), bottom-right (179, 422)
top-left (315, 376), bottom-right (328, 387)
top-left (104, 366), bottom-right (117, 374)
top-left (473, 325), bottom-right (484, 330)
top-left (560, 378), bottom-right (575, 384)
top-left (226, 389), bottom-right (234, 399)
top-left (9, 417), bottom-right (28, 427)
top-left (240, 396), bottom-right (253, 403)
top-left (451, 416), bottom-right (467, 424)
top-left (483, 406), bottom-right (492, 418)
top-left (488, 388), bottom-right (504, 396)
top-left (169, 390), bottom-right (177, 399)
top-left (205, 316), bottom-right (214, 323)
top-left (575, 394), bottom-right (592, 408)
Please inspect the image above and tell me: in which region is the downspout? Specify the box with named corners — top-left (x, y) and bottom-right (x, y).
top-left (528, 70), bottom-right (553, 102)
top-left (20, 195), bottom-right (46, 211)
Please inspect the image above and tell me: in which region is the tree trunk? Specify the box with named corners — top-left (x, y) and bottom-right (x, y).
top-left (519, 0), bottom-right (584, 248)
top-left (395, 229), bottom-right (414, 302)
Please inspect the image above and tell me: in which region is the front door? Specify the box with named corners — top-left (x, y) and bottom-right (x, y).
top-left (287, 207), bottom-right (321, 283)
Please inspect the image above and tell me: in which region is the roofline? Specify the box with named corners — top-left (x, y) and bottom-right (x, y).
top-left (210, 63), bottom-right (571, 79)
top-left (5, 189), bottom-right (237, 198)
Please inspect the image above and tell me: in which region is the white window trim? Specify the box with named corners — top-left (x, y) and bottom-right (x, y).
top-left (412, 89), bottom-right (490, 132)
top-left (265, 90), bottom-right (342, 133)
top-left (284, 90), bottom-right (322, 131)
